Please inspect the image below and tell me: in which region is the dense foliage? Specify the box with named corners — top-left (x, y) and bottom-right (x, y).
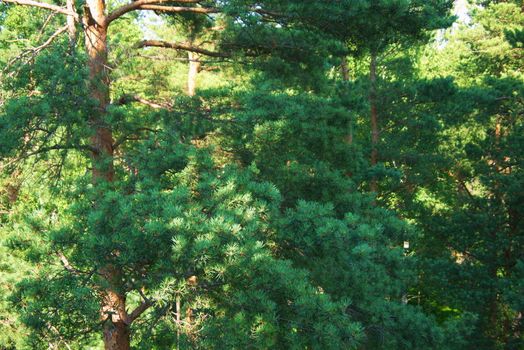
top-left (0, 0), bottom-right (522, 349)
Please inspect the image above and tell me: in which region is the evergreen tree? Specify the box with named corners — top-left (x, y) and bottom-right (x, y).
top-left (1, 1), bottom-right (521, 349)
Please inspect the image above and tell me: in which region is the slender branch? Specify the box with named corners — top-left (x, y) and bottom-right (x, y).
top-left (106, 0), bottom-right (214, 24)
top-left (56, 251), bottom-right (94, 276)
top-left (57, 251), bottom-right (78, 274)
top-left (128, 299), bottom-right (153, 324)
top-left (137, 40), bottom-right (228, 58)
top-left (138, 4), bottom-right (217, 13)
top-left (112, 126), bottom-right (161, 150)
top-left (128, 288), bottom-right (154, 324)
top-left (0, 144), bottom-right (94, 171)
top-left (116, 94), bottom-right (172, 109)
top-left (1, 0), bottom-right (79, 20)
top-left (33, 25), bottom-right (69, 52)
top-left (253, 8), bottom-right (284, 17)
top-left (28, 144), bottom-right (96, 156)
top-left (4, 25), bottom-right (69, 71)
top-left (36, 13), bottom-right (57, 41)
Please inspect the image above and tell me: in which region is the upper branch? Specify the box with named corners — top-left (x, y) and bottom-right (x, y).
top-left (106, 0), bottom-right (216, 25)
top-left (137, 39), bottom-right (228, 58)
top-left (2, 0), bottom-right (79, 21)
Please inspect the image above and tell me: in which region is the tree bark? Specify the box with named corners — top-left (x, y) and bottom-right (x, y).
top-left (187, 51), bottom-right (200, 96)
top-left (66, 0), bottom-right (76, 48)
top-left (83, 2), bottom-right (130, 349)
top-left (369, 53), bottom-right (379, 193)
top-left (84, 6), bottom-right (113, 181)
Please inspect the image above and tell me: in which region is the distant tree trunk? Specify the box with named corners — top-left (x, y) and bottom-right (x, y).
top-left (83, 2), bottom-right (130, 349)
top-left (66, 0), bottom-right (76, 48)
top-left (341, 58), bottom-right (353, 145)
top-left (187, 51), bottom-right (200, 96)
top-left (369, 52), bottom-right (379, 193)
top-left (6, 170), bottom-right (21, 204)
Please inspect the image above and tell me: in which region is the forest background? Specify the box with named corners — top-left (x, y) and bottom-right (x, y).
top-left (0, 0), bottom-right (523, 349)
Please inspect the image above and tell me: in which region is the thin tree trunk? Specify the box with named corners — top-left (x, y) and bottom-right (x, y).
top-left (369, 53), bottom-right (379, 193)
top-left (187, 51), bottom-right (200, 96)
top-left (341, 57), bottom-right (350, 81)
top-left (66, 0), bottom-right (76, 48)
top-left (83, 2), bottom-right (130, 349)
top-left (341, 58), bottom-right (353, 145)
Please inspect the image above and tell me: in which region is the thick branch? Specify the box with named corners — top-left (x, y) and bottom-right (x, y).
top-left (137, 40), bottom-right (228, 58)
top-left (107, 0), bottom-right (215, 24)
top-left (2, 0), bottom-right (79, 20)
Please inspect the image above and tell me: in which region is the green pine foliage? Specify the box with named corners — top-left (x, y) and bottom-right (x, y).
top-left (0, 0), bottom-right (522, 349)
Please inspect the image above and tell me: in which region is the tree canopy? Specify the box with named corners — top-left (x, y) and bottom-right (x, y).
top-left (0, 0), bottom-right (522, 349)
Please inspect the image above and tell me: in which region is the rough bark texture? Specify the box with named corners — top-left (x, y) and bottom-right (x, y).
top-left (83, 2), bottom-right (130, 349)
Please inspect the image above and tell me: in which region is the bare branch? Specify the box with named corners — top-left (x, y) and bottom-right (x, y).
top-left (0, 144), bottom-right (95, 172)
top-left (138, 4), bottom-right (217, 13)
top-left (36, 13), bottom-right (57, 41)
top-left (57, 251), bottom-right (80, 274)
top-left (253, 8), bottom-right (284, 18)
top-left (33, 25), bottom-right (69, 52)
top-left (116, 94), bottom-right (173, 110)
top-left (112, 126), bottom-right (161, 150)
top-left (137, 40), bottom-right (228, 58)
top-left (128, 300), bottom-right (153, 323)
top-left (56, 251), bottom-right (95, 276)
top-left (128, 288), bottom-right (154, 324)
top-left (4, 25), bottom-right (69, 73)
top-left (2, 0), bottom-right (79, 20)
top-left (106, 0), bottom-right (214, 24)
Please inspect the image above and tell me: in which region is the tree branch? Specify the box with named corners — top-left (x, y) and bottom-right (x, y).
top-left (116, 94), bottom-right (172, 110)
top-left (4, 25), bottom-right (69, 72)
top-left (137, 40), bottom-right (228, 58)
top-left (27, 144), bottom-right (96, 156)
top-left (128, 288), bottom-right (154, 324)
top-left (138, 4), bottom-right (217, 13)
top-left (106, 0), bottom-right (215, 24)
top-left (128, 300), bottom-right (153, 324)
top-left (112, 127), bottom-right (161, 150)
top-left (57, 251), bottom-right (78, 274)
top-left (0, 144), bottom-right (95, 171)
top-left (2, 0), bottom-right (79, 20)
top-left (56, 251), bottom-right (94, 276)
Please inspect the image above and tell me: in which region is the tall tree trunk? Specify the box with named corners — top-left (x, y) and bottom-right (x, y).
top-left (369, 53), bottom-right (379, 193)
top-left (83, 2), bottom-right (130, 349)
top-left (187, 51), bottom-right (200, 96)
